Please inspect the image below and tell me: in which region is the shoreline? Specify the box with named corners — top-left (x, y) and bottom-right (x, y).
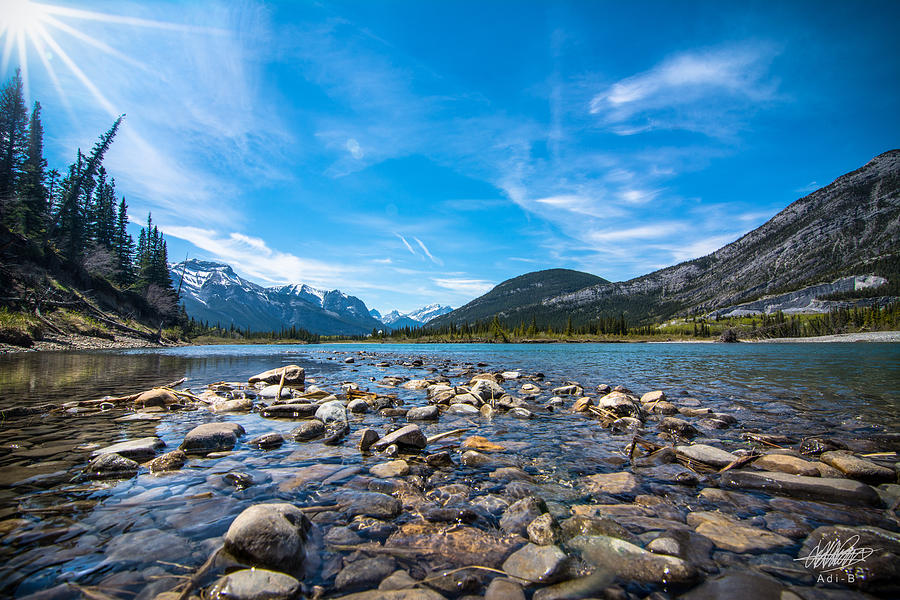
top-left (2, 329), bottom-right (897, 354)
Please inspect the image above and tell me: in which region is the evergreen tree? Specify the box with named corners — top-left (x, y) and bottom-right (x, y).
top-left (19, 101), bottom-right (47, 236)
top-left (0, 69), bottom-right (28, 226)
top-left (90, 167), bottom-right (116, 248)
top-left (113, 197), bottom-right (135, 285)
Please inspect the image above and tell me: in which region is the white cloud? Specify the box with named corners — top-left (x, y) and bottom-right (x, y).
top-left (432, 277), bottom-right (495, 296)
top-left (346, 137), bottom-right (363, 159)
top-left (586, 223), bottom-right (682, 243)
top-left (161, 225), bottom-right (350, 288)
top-left (590, 44), bottom-right (779, 137)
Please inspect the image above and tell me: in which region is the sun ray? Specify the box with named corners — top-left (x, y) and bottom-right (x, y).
top-left (35, 3), bottom-right (228, 35)
top-left (1, 26), bottom-right (16, 73)
top-left (32, 20), bottom-right (117, 116)
top-left (40, 13), bottom-right (149, 72)
top-left (17, 27), bottom-right (29, 98)
top-left (28, 23), bottom-right (73, 119)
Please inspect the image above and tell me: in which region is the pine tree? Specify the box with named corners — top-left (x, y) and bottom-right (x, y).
top-left (0, 69), bottom-right (28, 226)
top-left (113, 197), bottom-right (135, 285)
top-left (19, 101), bottom-right (47, 236)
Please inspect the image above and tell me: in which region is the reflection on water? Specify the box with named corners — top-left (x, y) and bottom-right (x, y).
top-left (0, 342), bottom-right (897, 597)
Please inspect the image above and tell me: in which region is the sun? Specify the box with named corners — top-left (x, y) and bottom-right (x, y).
top-left (1, 0), bottom-right (44, 36)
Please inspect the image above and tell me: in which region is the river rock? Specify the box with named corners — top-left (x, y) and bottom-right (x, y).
top-left (370, 425), bottom-right (427, 451)
top-left (720, 469), bottom-right (881, 505)
top-left (260, 403), bottom-right (318, 419)
top-left (500, 496), bottom-right (546, 536)
top-left (820, 450), bottom-right (896, 483)
top-left (568, 534), bottom-right (697, 584)
top-left (597, 391), bottom-right (640, 417)
top-left (359, 428), bottom-right (380, 451)
top-left (87, 453), bottom-right (139, 478)
top-left (552, 385), bottom-right (583, 396)
top-left (259, 385), bottom-right (294, 399)
top-left (484, 578), bottom-right (525, 600)
top-left (209, 568), bottom-right (301, 600)
top-left (347, 399), bottom-right (369, 414)
top-left (447, 403), bottom-right (481, 415)
top-left (407, 405), bottom-right (439, 420)
top-left (212, 398), bottom-right (254, 412)
top-left (471, 379), bottom-right (505, 401)
top-left (659, 417), bottom-right (699, 438)
top-left (640, 390), bottom-right (666, 404)
top-left (292, 419), bottom-right (326, 441)
top-left (315, 400), bottom-right (348, 424)
top-left (370, 459), bottom-right (410, 478)
top-left (527, 513), bottom-right (560, 545)
top-left (223, 503), bottom-right (311, 573)
top-left (135, 389), bottom-right (178, 408)
top-left (402, 379), bottom-right (429, 390)
top-left (675, 444), bottom-right (738, 468)
top-left (386, 522), bottom-right (524, 568)
top-left (181, 422), bottom-right (244, 454)
top-left (248, 365), bottom-right (305, 386)
top-left (147, 449), bottom-right (187, 473)
top-left (462, 436), bottom-right (506, 452)
top-left (509, 408), bottom-right (533, 419)
top-left (679, 568), bottom-right (786, 600)
top-left (92, 437), bottom-right (166, 461)
top-left (753, 453), bottom-right (819, 477)
top-left (531, 571), bottom-right (615, 600)
top-left (502, 543), bottom-right (568, 584)
top-left (329, 590), bottom-right (446, 600)
top-left (583, 472), bottom-right (639, 496)
top-left (471, 372), bottom-right (503, 384)
top-left (686, 511), bottom-right (793, 553)
top-left (247, 433), bottom-right (283, 450)
top-left (339, 491), bottom-right (402, 519)
top-left (335, 556), bottom-right (397, 591)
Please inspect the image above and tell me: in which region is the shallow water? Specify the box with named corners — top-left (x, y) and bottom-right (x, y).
top-left (0, 342), bottom-right (898, 598)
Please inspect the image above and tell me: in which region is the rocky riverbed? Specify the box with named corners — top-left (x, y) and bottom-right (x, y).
top-left (1, 349), bottom-right (898, 600)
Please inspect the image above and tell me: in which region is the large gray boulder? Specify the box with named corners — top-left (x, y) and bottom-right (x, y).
top-left (224, 503), bottom-right (312, 574)
top-left (91, 437), bottom-right (165, 461)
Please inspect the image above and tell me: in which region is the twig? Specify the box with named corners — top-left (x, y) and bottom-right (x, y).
top-left (326, 543), bottom-right (426, 558)
top-left (176, 546), bottom-right (221, 600)
top-left (718, 453), bottom-right (759, 474)
top-left (276, 370), bottom-right (286, 402)
top-left (426, 428), bottom-right (470, 444)
top-left (408, 565), bottom-right (511, 588)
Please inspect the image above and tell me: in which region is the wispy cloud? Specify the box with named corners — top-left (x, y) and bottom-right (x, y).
top-left (395, 233), bottom-right (418, 257)
top-left (589, 44), bottom-right (780, 137)
top-left (161, 225), bottom-right (350, 288)
top-left (432, 277), bottom-right (495, 296)
top-left (414, 236), bottom-right (443, 266)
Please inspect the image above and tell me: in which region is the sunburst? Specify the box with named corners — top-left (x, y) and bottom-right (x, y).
top-left (0, 0), bottom-right (224, 114)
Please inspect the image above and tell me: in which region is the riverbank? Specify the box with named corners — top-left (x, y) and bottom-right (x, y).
top-left (755, 330), bottom-right (900, 343)
top-left (0, 331), bottom-right (176, 353)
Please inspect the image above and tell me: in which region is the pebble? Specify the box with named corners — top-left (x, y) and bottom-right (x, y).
top-left (91, 437), bottom-right (166, 462)
top-left (147, 449), bottom-right (187, 473)
top-left (369, 459), bottom-right (410, 478)
top-left (526, 513), bottom-right (560, 545)
top-left (500, 496), bottom-right (546, 536)
top-left (686, 511), bottom-right (793, 553)
top-left (315, 400), bottom-right (348, 424)
top-left (347, 399), bottom-right (370, 413)
top-left (583, 472), bottom-right (639, 495)
top-left (335, 556), bottom-right (397, 591)
top-left (568, 534), bottom-right (697, 584)
top-left (406, 405), bottom-right (439, 420)
top-left (292, 419), bottom-right (326, 441)
top-left (259, 385), bottom-right (294, 399)
top-left (752, 453), bottom-right (819, 477)
top-left (87, 453), bottom-right (139, 478)
top-left (675, 444), bottom-right (738, 468)
top-left (359, 428), bottom-right (380, 451)
top-left (370, 424), bottom-right (427, 451)
top-left (462, 436), bottom-right (506, 452)
top-left (248, 433), bottom-right (284, 449)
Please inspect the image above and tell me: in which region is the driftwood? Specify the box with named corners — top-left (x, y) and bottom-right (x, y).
top-left (426, 428), bottom-right (470, 444)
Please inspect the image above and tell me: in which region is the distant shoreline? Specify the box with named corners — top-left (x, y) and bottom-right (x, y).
top-left (3, 330), bottom-right (897, 354)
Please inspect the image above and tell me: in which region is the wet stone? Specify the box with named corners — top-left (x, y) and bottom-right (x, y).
top-left (484, 578), bottom-right (526, 600)
top-left (686, 511), bottom-right (793, 553)
top-left (324, 526), bottom-right (365, 546)
top-left (675, 444), bottom-right (738, 468)
top-left (462, 436), bottom-right (506, 452)
top-left (87, 453), bottom-right (139, 478)
top-left (135, 389), bottom-right (178, 408)
top-left (248, 365), bottom-right (305, 386)
top-left (340, 491), bottom-right (402, 519)
top-left (370, 424), bottom-right (427, 451)
top-left (425, 451), bottom-right (454, 468)
top-left (679, 568), bottom-right (786, 600)
top-left (500, 496), bottom-right (546, 536)
top-left (369, 459), bottom-right (410, 478)
top-left (248, 433), bottom-right (284, 449)
top-left (406, 405), bottom-right (439, 420)
top-left (527, 512), bottom-right (560, 545)
top-left (386, 522), bottom-right (524, 569)
top-left (753, 453), bottom-right (819, 477)
top-left (260, 403), bottom-right (318, 419)
top-left (259, 385), bottom-right (294, 399)
top-left (659, 417), bottom-right (699, 438)
top-left (583, 471), bottom-right (639, 496)
top-left (568, 534), bottom-right (697, 584)
top-left (292, 419), bottom-right (326, 441)
top-left (359, 428), bottom-right (380, 451)
top-left (211, 398), bottom-right (254, 412)
top-left (209, 568), bottom-right (301, 600)
top-left (347, 398), bottom-right (369, 414)
top-left (335, 556), bottom-right (397, 591)
top-left (531, 571), bottom-right (615, 600)
top-left (223, 503), bottom-right (312, 574)
top-left (502, 543), bottom-right (568, 584)
top-left (92, 437), bottom-right (166, 462)
top-left (315, 400), bottom-right (348, 424)
top-left (820, 450), bottom-right (896, 483)
top-left (181, 422), bottom-right (245, 454)
top-left (720, 469), bottom-right (881, 505)
top-left (147, 449), bottom-right (187, 473)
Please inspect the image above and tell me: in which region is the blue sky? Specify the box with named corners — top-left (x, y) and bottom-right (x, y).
top-left (2, 0), bottom-right (898, 314)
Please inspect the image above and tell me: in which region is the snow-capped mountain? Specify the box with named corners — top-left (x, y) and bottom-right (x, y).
top-left (172, 259), bottom-right (383, 336)
top-left (374, 304), bottom-right (453, 330)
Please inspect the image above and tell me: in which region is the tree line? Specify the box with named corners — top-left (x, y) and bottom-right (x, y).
top-left (0, 69), bottom-right (178, 316)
